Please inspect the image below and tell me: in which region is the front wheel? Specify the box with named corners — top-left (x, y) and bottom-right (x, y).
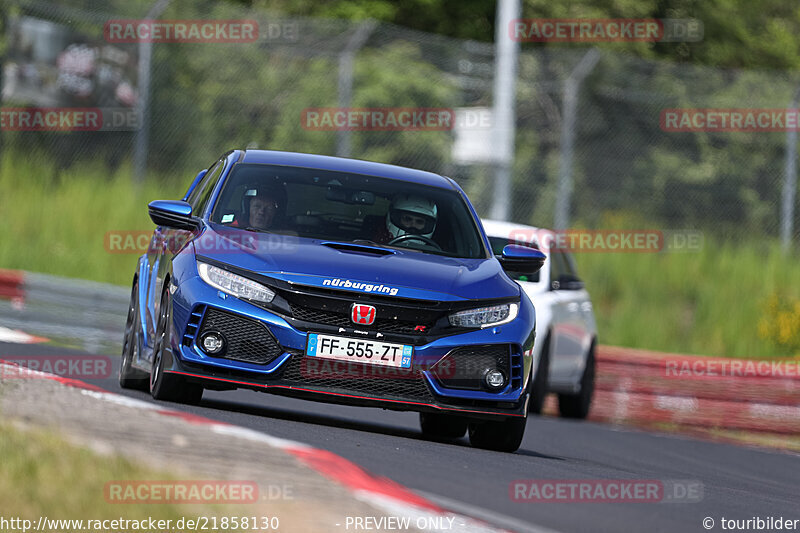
top-left (557, 343), bottom-right (595, 419)
top-left (150, 286), bottom-right (203, 405)
top-left (468, 417), bottom-right (527, 453)
top-left (419, 412), bottom-right (468, 440)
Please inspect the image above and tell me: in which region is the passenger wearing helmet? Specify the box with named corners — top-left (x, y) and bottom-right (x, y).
top-left (385, 195), bottom-right (439, 247)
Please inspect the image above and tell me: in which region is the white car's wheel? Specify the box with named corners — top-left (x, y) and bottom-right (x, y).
top-left (528, 333), bottom-right (550, 414)
top-left (558, 342), bottom-right (595, 419)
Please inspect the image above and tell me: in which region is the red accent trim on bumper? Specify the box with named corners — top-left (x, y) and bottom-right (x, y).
top-left (166, 370), bottom-right (525, 418)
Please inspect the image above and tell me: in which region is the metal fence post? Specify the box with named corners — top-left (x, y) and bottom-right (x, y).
top-left (336, 20), bottom-right (376, 158)
top-left (781, 88), bottom-right (800, 252)
top-left (553, 48), bottom-right (600, 230)
top-left (133, 0), bottom-right (171, 183)
top-left (489, 0), bottom-right (520, 222)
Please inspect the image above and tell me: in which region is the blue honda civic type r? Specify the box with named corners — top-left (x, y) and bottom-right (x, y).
top-left (120, 149), bottom-right (546, 452)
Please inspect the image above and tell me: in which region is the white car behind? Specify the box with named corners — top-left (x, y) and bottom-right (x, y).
top-left (482, 219), bottom-right (598, 418)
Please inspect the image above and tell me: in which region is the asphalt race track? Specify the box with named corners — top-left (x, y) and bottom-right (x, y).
top-left (1, 340), bottom-right (797, 533)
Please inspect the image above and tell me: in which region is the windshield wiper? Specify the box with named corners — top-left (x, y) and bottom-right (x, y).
top-left (243, 226), bottom-right (273, 234)
top-left (345, 238), bottom-right (428, 253)
top-left (322, 240), bottom-right (396, 256)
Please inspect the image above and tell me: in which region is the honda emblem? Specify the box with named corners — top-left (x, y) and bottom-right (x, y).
top-left (351, 304), bottom-right (376, 325)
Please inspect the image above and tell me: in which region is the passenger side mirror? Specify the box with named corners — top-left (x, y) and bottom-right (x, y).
top-left (498, 244), bottom-right (546, 274)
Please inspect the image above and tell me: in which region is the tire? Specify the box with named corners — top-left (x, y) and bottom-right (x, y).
top-left (150, 286), bottom-right (203, 405)
top-left (468, 416), bottom-right (527, 453)
top-left (119, 279), bottom-right (149, 390)
top-left (557, 343), bottom-right (595, 419)
top-left (419, 412), bottom-right (468, 440)
top-left (528, 334), bottom-right (550, 415)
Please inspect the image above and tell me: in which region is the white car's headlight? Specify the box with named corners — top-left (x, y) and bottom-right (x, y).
top-left (448, 303), bottom-right (519, 328)
top-left (197, 262), bottom-right (275, 303)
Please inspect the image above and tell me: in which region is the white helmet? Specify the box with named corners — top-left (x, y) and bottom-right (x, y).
top-left (387, 195), bottom-right (438, 239)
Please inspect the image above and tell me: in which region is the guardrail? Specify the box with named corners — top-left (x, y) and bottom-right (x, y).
top-left (578, 346), bottom-right (800, 436)
top-left (0, 270), bottom-right (128, 352)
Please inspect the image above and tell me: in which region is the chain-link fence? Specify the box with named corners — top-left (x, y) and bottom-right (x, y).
top-left (3, 0), bottom-right (799, 244)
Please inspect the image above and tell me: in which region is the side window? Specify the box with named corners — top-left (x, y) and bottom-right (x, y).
top-left (196, 160), bottom-right (226, 216)
top-left (550, 252), bottom-right (581, 289)
top-left (188, 160), bottom-right (224, 215)
top-left (186, 162), bottom-right (216, 210)
top-left (562, 252), bottom-right (580, 279)
top-left (550, 251), bottom-right (565, 285)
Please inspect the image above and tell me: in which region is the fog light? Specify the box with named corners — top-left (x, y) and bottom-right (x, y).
top-left (201, 331), bottom-right (225, 355)
top-left (484, 369), bottom-right (507, 389)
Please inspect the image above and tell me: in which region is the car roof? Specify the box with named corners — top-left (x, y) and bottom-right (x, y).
top-left (481, 218), bottom-right (554, 247)
top-left (239, 150), bottom-right (455, 190)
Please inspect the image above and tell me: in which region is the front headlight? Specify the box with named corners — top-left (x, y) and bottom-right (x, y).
top-left (448, 303), bottom-right (519, 328)
top-left (197, 262), bottom-right (275, 303)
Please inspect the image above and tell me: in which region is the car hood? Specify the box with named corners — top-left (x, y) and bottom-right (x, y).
top-left (194, 225), bottom-right (520, 302)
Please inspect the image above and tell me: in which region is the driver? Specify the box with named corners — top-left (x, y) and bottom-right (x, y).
top-left (234, 188), bottom-right (281, 230)
top-left (385, 194), bottom-right (438, 244)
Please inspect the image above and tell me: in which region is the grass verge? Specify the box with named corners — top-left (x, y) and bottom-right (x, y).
top-left (576, 239), bottom-right (800, 360)
top-left (0, 421), bottom-right (240, 527)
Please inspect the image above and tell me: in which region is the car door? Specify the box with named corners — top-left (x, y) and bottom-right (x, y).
top-left (546, 250), bottom-right (596, 389)
top-left (143, 158), bottom-right (225, 356)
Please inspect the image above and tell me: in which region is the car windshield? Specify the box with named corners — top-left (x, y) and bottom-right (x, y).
top-left (210, 164), bottom-right (488, 259)
top-left (488, 236), bottom-right (541, 283)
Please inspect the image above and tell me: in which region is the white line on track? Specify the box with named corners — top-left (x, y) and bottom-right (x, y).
top-left (0, 325), bottom-right (48, 344)
top-left (417, 490), bottom-right (563, 533)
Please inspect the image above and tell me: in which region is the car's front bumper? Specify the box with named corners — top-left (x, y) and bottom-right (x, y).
top-left (166, 276), bottom-right (536, 420)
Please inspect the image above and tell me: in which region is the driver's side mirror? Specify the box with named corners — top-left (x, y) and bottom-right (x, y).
top-left (497, 244), bottom-right (546, 274)
top-left (148, 200), bottom-right (201, 231)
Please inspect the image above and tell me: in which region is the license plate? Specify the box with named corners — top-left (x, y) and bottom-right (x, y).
top-left (305, 333), bottom-right (412, 369)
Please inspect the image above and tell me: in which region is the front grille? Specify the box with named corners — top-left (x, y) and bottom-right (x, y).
top-left (431, 344), bottom-right (512, 391)
top-left (288, 303), bottom-right (426, 334)
top-left (280, 355), bottom-right (436, 403)
top-left (198, 308), bottom-right (283, 365)
top-left (289, 304), bottom-right (350, 327)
